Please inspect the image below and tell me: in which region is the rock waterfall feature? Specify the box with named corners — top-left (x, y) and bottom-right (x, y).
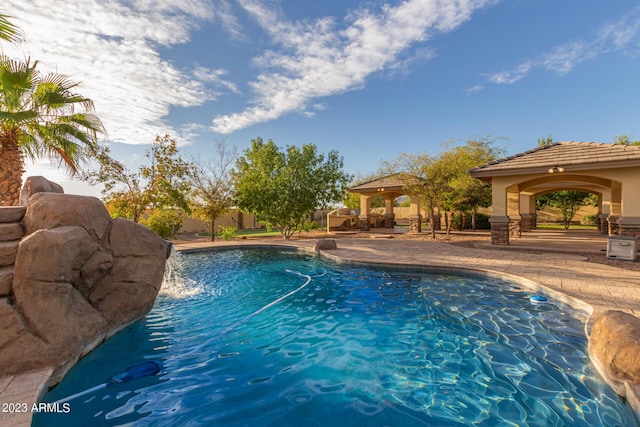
top-left (0, 191), bottom-right (171, 384)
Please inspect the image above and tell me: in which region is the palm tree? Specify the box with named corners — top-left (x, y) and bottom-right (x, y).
top-left (0, 56), bottom-right (105, 205)
top-left (0, 12), bottom-right (22, 43)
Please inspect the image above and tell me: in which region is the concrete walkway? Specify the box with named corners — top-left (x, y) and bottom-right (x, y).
top-left (3, 236), bottom-right (639, 426)
top-left (0, 369), bottom-right (52, 427)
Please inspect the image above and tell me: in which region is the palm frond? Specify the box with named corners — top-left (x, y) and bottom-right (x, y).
top-left (0, 55), bottom-right (105, 176)
top-left (15, 131), bottom-right (40, 161)
top-left (55, 113), bottom-right (105, 138)
top-left (0, 13), bottom-right (23, 44)
top-left (0, 110), bottom-right (39, 127)
top-left (0, 56), bottom-right (37, 113)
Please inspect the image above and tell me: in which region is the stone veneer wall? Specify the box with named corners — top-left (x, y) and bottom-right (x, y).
top-left (619, 226), bottom-right (640, 238)
top-left (508, 219), bottom-right (521, 238)
top-left (490, 222), bottom-right (509, 245)
top-left (520, 214), bottom-right (536, 232)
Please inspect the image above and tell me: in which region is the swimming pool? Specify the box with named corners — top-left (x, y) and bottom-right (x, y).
top-left (35, 248), bottom-right (639, 426)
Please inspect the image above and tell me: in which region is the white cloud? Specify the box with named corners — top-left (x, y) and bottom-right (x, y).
top-left (467, 84), bottom-right (483, 94)
top-left (215, 0), bottom-right (247, 42)
top-left (487, 6), bottom-right (640, 85)
top-left (487, 62), bottom-right (533, 85)
top-left (3, 0), bottom-right (229, 145)
top-left (212, 0), bottom-right (497, 134)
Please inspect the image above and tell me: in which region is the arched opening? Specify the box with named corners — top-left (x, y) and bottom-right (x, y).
top-left (469, 142), bottom-right (640, 245)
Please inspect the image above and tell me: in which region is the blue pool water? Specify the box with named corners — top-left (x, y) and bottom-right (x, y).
top-left (35, 248), bottom-right (639, 426)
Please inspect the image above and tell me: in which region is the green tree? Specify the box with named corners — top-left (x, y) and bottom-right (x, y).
top-left (84, 135), bottom-right (194, 223)
top-left (537, 134), bottom-right (554, 147)
top-left (141, 134), bottom-right (194, 214)
top-left (0, 56), bottom-right (105, 205)
top-left (141, 209), bottom-right (185, 239)
top-left (84, 145), bottom-right (146, 221)
top-left (190, 140), bottom-right (237, 242)
top-left (613, 134), bottom-right (640, 146)
top-left (385, 152), bottom-right (456, 239)
top-left (449, 138), bottom-right (505, 230)
top-left (385, 137), bottom-right (504, 236)
top-left (539, 190), bottom-right (594, 229)
top-left (233, 137), bottom-right (351, 240)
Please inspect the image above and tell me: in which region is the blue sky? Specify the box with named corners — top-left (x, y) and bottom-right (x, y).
top-left (4, 0), bottom-right (640, 197)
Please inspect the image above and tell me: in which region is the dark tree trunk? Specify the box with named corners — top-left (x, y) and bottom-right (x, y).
top-left (0, 130), bottom-right (25, 206)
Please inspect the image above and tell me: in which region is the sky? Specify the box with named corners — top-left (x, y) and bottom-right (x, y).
top-left (3, 0), bottom-right (640, 197)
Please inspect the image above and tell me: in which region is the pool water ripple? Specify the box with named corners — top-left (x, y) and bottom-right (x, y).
top-left (35, 248), bottom-right (639, 426)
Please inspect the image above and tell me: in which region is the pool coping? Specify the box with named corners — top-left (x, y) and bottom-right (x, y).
top-left (3, 237), bottom-right (639, 425)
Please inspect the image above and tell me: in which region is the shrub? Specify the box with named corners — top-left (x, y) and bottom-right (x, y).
top-left (452, 212), bottom-right (470, 230)
top-left (450, 212), bottom-right (490, 230)
top-left (302, 219), bottom-right (320, 232)
top-left (472, 212), bottom-right (491, 230)
top-left (582, 214), bottom-right (599, 225)
top-left (218, 225), bottom-right (238, 240)
top-left (142, 209), bottom-right (184, 239)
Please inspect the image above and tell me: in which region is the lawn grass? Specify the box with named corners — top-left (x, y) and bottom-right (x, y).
top-left (235, 229), bottom-right (282, 237)
top-left (536, 223), bottom-right (597, 230)
top-left (198, 228), bottom-right (283, 238)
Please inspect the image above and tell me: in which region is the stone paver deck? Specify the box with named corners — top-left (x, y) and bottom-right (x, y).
top-left (3, 237), bottom-right (639, 425)
top-left (176, 238), bottom-right (640, 318)
top-left (0, 368), bottom-right (52, 427)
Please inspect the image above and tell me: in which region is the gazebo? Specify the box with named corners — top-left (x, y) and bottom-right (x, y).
top-left (333, 175), bottom-right (424, 233)
top-left (469, 142), bottom-right (640, 245)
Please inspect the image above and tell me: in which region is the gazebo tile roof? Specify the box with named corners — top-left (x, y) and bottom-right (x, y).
top-left (470, 142), bottom-right (640, 177)
top-left (348, 175), bottom-right (406, 192)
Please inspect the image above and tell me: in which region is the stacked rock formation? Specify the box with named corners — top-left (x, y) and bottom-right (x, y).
top-left (588, 310), bottom-right (640, 412)
top-left (0, 181), bottom-right (170, 384)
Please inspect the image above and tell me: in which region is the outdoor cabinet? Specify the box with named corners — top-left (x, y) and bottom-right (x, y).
top-left (606, 236), bottom-right (638, 261)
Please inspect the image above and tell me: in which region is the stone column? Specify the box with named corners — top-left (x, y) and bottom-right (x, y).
top-left (489, 216), bottom-right (510, 245)
top-left (359, 217), bottom-right (370, 231)
top-left (509, 217), bottom-right (522, 238)
top-left (383, 213), bottom-right (395, 229)
top-left (608, 216), bottom-right (620, 236)
top-left (409, 214), bottom-right (422, 233)
top-left (599, 190), bottom-right (611, 234)
top-left (519, 194), bottom-right (536, 232)
top-left (520, 213), bottom-right (536, 232)
top-left (408, 196), bottom-right (422, 234)
top-left (359, 195), bottom-right (370, 231)
top-left (507, 190), bottom-right (521, 238)
top-left (599, 213), bottom-right (609, 235)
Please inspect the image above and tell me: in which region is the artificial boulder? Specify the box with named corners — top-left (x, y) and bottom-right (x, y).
top-left (0, 192), bottom-right (171, 383)
top-left (588, 310), bottom-right (640, 397)
top-left (313, 239), bottom-right (337, 252)
top-left (19, 175), bottom-right (64, 206)
top-left (92, 218), bottom-right (171, 326)
top-left (24, 192), bottom-right (111, 241)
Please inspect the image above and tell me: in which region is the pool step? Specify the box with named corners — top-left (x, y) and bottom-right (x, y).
top-left (0, 222), bottom-right (24, 242)
top-left (0, 206), bottom-right (26, 224)
top-left (0, 240), bottom-right (19, 266)
top-left (0, 207), bottom-right (26, 297)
